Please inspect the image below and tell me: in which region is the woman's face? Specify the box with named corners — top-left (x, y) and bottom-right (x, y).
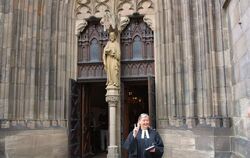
top-left (109, 32), bottom-right (116, 42)
top-left (139, 116), bottom-right (150, 130)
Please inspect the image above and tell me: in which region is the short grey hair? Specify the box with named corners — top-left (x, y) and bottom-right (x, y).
top-left (138, 113), bottom-right (149, 121)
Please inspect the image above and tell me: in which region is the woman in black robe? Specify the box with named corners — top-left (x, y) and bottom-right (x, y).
top-left (123, 113), bottom-right (164, 158)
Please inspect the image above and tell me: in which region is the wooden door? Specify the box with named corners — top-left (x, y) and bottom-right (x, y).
top-left (121, 81), bottom-right (149, 139)
top-left (69, 79), bottom-right (81, 158)
top-left (148, 77), bottom-right (156, 128)
top-left (81, 85), bottom-right (92, 157)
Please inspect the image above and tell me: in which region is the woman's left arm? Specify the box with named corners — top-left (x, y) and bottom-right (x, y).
top-left (154, 131), bottom-right (164, 157)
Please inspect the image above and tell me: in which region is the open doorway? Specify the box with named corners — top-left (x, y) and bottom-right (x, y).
top-left (122, 80), bottom-right (151, 141)
top-left (123, 82), bottom-right (149, 134)
top-left (81, 82), bottom-right (108, 158)
top-left (121, 79), bottom-right (156, 157)
top-left (79, 79), bottom-right (155, 158)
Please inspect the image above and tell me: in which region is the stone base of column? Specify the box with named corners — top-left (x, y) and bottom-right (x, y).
top-left (107, 145), bottom-right (119, 158)
top-left (186, 118), bottom-right (197, 128)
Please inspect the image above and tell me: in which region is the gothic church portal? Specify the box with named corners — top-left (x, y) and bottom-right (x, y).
top-left (0, 0), bottom-right (250, 158)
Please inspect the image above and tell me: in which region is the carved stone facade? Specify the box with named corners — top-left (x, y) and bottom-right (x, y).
top-left (77, 16), bottom-right (154, 80)
top-left (0, 0), bottom-right (76, 158)
top-left (156, 0), bottom-right (232, 128)
top-left (155, 0), bottom-right (250, 158)
top-left (0, 0), bottom-right (76, 129)
top-left (225, 0), bottom-right (250, 157)
top-left (0, 0), bottom-right (250, 158)
top-left (75, 0), bottom-right (155, 36)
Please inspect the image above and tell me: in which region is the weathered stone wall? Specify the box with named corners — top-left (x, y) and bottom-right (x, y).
top-left (155, 0), bottom-right (231, 128)
top-left (155, 0), bottom-right (234, 157)
top-left (0, 0), bottom-right (76, 157)
top-left (225, 0), bottom-right (250, 157)
top-left (0, 129), bottom-right (68, 158)
top-left (159, 127), bottom-right (232, 158)
top-left (0, 0), bottom-right (76, 127)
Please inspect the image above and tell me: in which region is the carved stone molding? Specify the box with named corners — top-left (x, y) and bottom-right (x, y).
top-left (75, 0), bottom-right (111, 19)
top-left (75, 19), bottom-right (88, 36)
top-left (136, 0), bottom-right (154, 15)
top-left (100, 12), bottom-right (116, 31)
top-left (0, 119), bottom-right (67, 129)
top-left (75, 0), bottom-right (155, 33)
top-left (121, 62), bottom-right (155, 77)
top-left (117, 0), bottom-right (155, 30)
top-left (117, 0), bottom-right (134, 16)
top-left (105, 87), bottom-right (120, 105)
top-left (163, 116), bottom-right (231, 128)
top-left (106, 96), bottom-right (119, 102)
top-left (117, 0), bottom-right (154, 16)
top-left (100, 12), bottom-right (130, 33)
top-left (78, 63), bottom-right (106, 79)
top-left (143, 15), bottom-right (154, 31)
top-left (118, 16), bottom-right (130, 31)
top-left (75, 0), bottom-right (92, 19)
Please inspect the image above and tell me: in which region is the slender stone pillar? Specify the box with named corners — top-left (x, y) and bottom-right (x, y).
top-left (106, 87), bottom-right (119, 158)
top-left (101, 14), bottom-right (121, 157)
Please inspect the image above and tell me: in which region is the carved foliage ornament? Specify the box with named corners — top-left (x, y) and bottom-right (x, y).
top-left (76, 20), bottom-right (88, 36)
top-left (106, 95), bottom-right (120, 104)
top-left (117, 0), bottom-right (154, 15)
top-left (75, 0), bottom-right (155, 35)
top-left (75, 0), bottom-right (154, 16)
top-left (75, 0), bottom-right (110, 19)
top-left (100, 12), bottom-right (130, 32)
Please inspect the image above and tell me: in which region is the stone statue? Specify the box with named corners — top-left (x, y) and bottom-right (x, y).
top-left (103, 31), bottom-right (121, 87)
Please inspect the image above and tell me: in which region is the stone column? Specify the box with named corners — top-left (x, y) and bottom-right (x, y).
top-left (106, 87), bottom-right (119, 158)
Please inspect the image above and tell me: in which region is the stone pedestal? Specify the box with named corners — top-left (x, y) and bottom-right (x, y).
top-left (106, 86), bottom-right (120, 158)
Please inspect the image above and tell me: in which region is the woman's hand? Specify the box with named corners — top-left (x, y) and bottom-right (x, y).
top-left (149, 148), bottom-right (155, 152)
top-left (133, 123), bottom-right (140, 138)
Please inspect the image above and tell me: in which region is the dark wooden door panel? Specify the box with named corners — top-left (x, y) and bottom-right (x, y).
top-left (148, 77), bottom-right (156, 128)
top-left (69, 79), bottom-right (81, 158)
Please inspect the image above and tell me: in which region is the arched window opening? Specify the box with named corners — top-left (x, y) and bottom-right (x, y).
top-left (132, 36), bottom-right (142, 59)
top-left (90, 38), bottom-right (100, 61)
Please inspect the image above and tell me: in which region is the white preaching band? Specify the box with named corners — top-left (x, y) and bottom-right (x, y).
top-left (141, 129), bottom-right (150, 139)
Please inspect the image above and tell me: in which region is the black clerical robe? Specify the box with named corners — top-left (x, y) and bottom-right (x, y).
top-left (123, 128), bottom-right (164, 158)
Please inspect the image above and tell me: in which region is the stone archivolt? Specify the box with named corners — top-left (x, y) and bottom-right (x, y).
top-left (75, 0), bottom-right (232, 129)
top-left (75, 0), bottom-right (155, 35)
